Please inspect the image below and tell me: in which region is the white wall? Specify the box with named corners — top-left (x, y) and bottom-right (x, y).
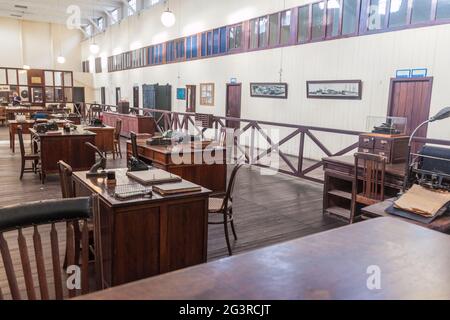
top-left (81, 0), bottom-right (450, 160)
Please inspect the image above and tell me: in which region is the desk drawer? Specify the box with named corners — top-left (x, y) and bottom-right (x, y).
top-left (358, 147), bottom-right (373, 154)
top-left (373, 148), bottom-right (391, 160)
top-left (359, 136), bottom-right (375, 149)
top-left (374, 138), bottom-right (391, 151)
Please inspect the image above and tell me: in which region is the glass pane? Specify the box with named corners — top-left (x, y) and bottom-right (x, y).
top-left (201, 33), bottom-right (207, 56)
top-left (55, 87), bottom-right (63, 102)
top-left (342, 0), bottom-right (359, 35)
top-left (368, 0), bottom-right (387, 30)
top-left (19, 87), bottom-right (29, 102)
top-left (0, 69), bottom-right (6, 84)
top-left (250, 19), bottom-right (258, 49)
top-left (64, 88), bottom-right (73, 102)
top-left (280, 10), bottom-right (291, 44)
top-left (269, 13), bottom-right (280, 46)
top-left (228, 27), bottom-right (235, 50)
top-left (192, 35), bottom-right (198, 57)
top-left (298, 6), bottom-right (310, 42)
top-left (64, 72), bottom-right (72, 87)
top-left (259, 17), bottom-right (268, 47)
top-left (326, 0), bottom-right (341, 37)
top-left (18, 70), bottom-right (27, 85)
top-left (207, 31), bottom-right (213, 55)
top-left (235, 26), bottom-right (242, 48)
top-left (54, 72), bottom-right (62, 86)
top-left (45, 87), bottom-right (54, 102)
top-left (312, 2), bottom-right (325, 40)
top-left (389, 0), bottom-right (408, 27)
top-left (436, 0), bottom-right (450, 19)
top-left (31, 87), bottom-right (43, 103)
top-left (7, 69), bottom-right (17, 85)
top-left (220, 27), bottom-right (227, 53)
top-left (411, 0), bottom-right (432, 23)
top-left (213, 29), bottom-right (219, 54)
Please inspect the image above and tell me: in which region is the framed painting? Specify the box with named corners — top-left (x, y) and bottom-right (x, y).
top-left (177, 88), bottom-right (186, 100)
top-left (250, 82), bottom-right (288, 99)
top-left (306, 80), bottom-right (362, 100)
top-left (200, 83), bottom-right (215, 106)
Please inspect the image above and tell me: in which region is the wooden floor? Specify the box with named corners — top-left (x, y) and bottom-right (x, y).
top-left (0, 125), bottom-right (345, 299)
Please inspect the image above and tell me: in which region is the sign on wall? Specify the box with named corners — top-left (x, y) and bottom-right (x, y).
top-left (0, 85), bottom-right (10, 92)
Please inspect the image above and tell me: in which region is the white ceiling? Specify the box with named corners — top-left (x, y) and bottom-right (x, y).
top-left (0, 0), bottom-right (123, 25)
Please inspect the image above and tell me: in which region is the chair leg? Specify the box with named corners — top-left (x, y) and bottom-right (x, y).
top-left (230, 216), bottom-right (238, 241)
top-left (20, 159), bottom-right (25, 180)
top-left (113, 143), bottom-right (116, 160)
top-left (118, 140), bottom-right (122, 159)
top-left (223, 213), bottom-right (232, 256)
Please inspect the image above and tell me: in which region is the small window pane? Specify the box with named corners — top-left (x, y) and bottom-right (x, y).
top-left (220, 27), bottom-right (227, 53)
top-left (326, 0), bottom-right (341, 37)
top-left (258, 17), bottom-right (268, 47)
top-left (192, 35), bottom-right (198, 57)
top-left (45, 87), bottom-right (54, 102)
top-left (64, 88), bottom-right (73, 102)
top-left (64, 72), bottom-right (72, 86)
top-left (269, 13), bottom-right (280, 46)
top-left (388, 0), bottom-right (408, 27)
top-left (298, 6), bottom-right (310, 42)
top-left (201, 33), bottom-right (207, 56)
top-left (55, 87), bottom-right (63, 102)
top-left (235, 25), bottom-right (242, 48)
top-left (436, 0), bottom-right (450, 19)
top-left (7, 69), bottom-right (17, 85)
top-left (312, 2), bottom-right (325, 40)
top-left (411, 0), bottom-right (432, 24)
top-left (213, 29), bottom-right (220, 54)
top-left (207, 32), bottom-right (213, 55)
top-left (18, 70), bottom-right (27, 85)
top-left (280, 10), bottom-right (291, 44)
top-left (228, 27), bottom-right (236, 50)
top-left (55, 72), bottom-right (62, 86)
top-left (368, 0), bottom-right (387, 30)
top-left (342, 0), bottom-right (359, 35)
top-left (186, 37), bottom-right (192, 59)
top-left (0, 69), bottom-right (6, 84)
top-left (250, 19), bottom-right (258, 49)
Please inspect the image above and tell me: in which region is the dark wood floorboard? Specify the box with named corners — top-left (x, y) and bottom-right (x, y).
top-left (0, 125), bottom-right (345, 299)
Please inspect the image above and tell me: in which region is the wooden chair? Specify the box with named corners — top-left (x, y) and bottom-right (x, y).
top-left (208, 164), bottom-right (243, 256)
top-left (350, 152), bottom-right (386, 224)
top-left (113, 119), bottom-right (122, 160)
top-left (17, 126), bottom-right (40, 180)
top-left (57, 161), bottom-right (75, 198)
top-left (0, 106), bottom-right (6, 126)
top-left (0, 196), bottom-right (104, 300)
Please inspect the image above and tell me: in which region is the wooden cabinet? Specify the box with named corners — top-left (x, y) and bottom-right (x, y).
top-left (102, 112), bottom-right (156, 138)
top-left (358, 133), bottom-right (409, 164)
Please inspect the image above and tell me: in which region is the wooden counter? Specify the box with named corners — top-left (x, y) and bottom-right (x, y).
top-left (73, 168), bottom-right (211, 287)
top-left (127, 141), bottom-right (227, 194)
top-left (102, 112), bottom-right (156, 138)
top-left (78, 218), bottom-right (450, 300)
top-left (84, 125), bottom-right (115, 155)
top-left (30, 128), bottom-right (96, 183)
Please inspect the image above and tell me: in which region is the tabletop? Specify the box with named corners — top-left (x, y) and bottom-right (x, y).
top-left (323, 155), bottom-right (405, 177)
top-left (29, 128), bottom-right (97, 137)
top-left (73, 168), bottom-right (211, 208)
top-left (78, 218), bottom-right (450, 300)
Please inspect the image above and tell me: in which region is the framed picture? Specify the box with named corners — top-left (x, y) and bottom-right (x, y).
top-left (200, 83), bottom-right (214, 106)
top-left (250, 82), bottom-right (288, 99)
top-left (306, 80), bottom-right (362, 100)
top-left (177, 88), bottom-right (186, 100)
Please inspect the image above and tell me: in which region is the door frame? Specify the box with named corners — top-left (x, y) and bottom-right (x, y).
top-left (186, 85), bottom-right (196, 113)
top-left (225, 83), bottom-right (242, 129)
top-left (387, 77), bottom-right (434, 135)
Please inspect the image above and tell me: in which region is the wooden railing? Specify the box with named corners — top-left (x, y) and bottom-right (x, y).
top-left (84, 103), bottom-right (450, 184)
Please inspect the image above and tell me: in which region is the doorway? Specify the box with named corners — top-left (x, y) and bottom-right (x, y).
top-left (73, 87), bottom-right (85, 104)
top-left (115, 87), bottom-right (121, 105)
top-left (387, 77), bottom-right (433, 137)
top-left (225, 83), bottom-right (242, 129)
top-left (186, 85), bottom-right (196, 112)
top-left (100, 87), bottom-right (106, 104)
top-left (133, 86), bottom-right (139, 110)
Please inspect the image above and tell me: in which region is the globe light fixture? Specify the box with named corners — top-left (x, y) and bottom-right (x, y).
top-left (57, 56), bottom-right (66, 64)
top-left (90, 43), bottom-right (100, 54)
top-left (161, 0), bottom-right (176, 28)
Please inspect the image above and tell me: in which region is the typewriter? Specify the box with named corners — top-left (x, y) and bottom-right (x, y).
top-left (406, 145), bottom-right (450, 191)
top-left (33, 121), bottom-right (59, 133)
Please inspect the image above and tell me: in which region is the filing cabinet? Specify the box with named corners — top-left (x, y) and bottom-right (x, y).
top-left (358, 133), bottom-right (409, 164)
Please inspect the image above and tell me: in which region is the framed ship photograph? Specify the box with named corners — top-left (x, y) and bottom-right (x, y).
top-left (306, 80), bottom-right (362, 100)
top-left (250, 83), bottom-right (288, 99)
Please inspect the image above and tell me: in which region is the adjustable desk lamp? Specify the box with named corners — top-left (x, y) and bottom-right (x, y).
top-left (403, 107), bottom-right (450, 192)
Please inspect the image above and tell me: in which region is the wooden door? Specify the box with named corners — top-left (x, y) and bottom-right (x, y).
top-left (388, 78), bottom-right (433, 137)
top-left (186, 85), bottom-right (196, 112)
top-left (133, 86), bottom-right (139, 110)
top-left (101, 87), bottom-right (106, 104)
top-left (226, 83), bottom-right (242, 129)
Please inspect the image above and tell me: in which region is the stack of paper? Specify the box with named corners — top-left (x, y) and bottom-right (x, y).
top-left (394, 185), bottom-right (450, 217)
top-left (126, 169), bottom-right (182, 185)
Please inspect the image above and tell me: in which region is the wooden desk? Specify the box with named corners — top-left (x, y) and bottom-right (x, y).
top-left (102, 112), bottom-right (156, 138)
top-left (73, 168), bottom-right (211, 287)
top-left (8, 119), bottom-right (71, 153)
top-left (30, 128), bottom-right (96, 183)
top-left (127, 141), bottom-right (227, 194)
top-left (362, 198), bottom-right (450, 233)
top-left (84, 125), bottom-right (115, 155)
top-left (78, 218), bottom-right (450, 300)
top-left (6, 107), bottom-right (46, 120)
top-left (323, 155), bottom-right (405, 221)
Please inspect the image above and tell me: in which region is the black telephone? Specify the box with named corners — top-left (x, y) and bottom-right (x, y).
top-left (34, 121), bottom-right (59, 133)
top-left (128, 132), bottom-right (151, 172)
top-left (90, 118), bottom-right (104, 127)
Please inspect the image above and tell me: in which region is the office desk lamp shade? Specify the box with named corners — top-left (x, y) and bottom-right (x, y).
top-left (430, 107), bottom-right (450, 122)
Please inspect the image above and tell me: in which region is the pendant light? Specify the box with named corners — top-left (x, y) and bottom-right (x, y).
top-left (56, 0), bottom-right (66, 64)
top-left (161, 0), bottom-right (176, 27)
top-left (89, 0), bottom-right (100, 54)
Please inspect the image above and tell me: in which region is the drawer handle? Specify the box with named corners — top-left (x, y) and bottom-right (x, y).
top-left (363, 138), bottom-right (370, 143)
top-left (362, 149), bottom-right (370, 153)
top-left (379, 152), bottom-right (386, 156)
top-left (380, 140), bottom-right (388, 145)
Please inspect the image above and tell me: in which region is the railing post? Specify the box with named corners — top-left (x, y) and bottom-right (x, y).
top-left (250, 122), bottom-right (255, 165)
top-left (298, 132), bottom-right (305, 177)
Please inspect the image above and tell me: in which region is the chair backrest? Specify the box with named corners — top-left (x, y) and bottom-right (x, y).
top-left (222, 164), bottom-right (243, 209)
top-left (114, 119), bottom-right (122, 140)
top-left (57, 161), bottom-right (75, 198)
top-left (354, 152), bottom-right (386, 202)
top-left (17, 126), bottom-right (26, 158)
top-left (0, 196), bottom-right (103, 300)
top-left (0, 106), bottom-right (5, 117)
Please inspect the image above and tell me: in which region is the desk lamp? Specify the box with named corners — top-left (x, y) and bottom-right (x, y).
top-left (403, 107), bottom-right (450, 192)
